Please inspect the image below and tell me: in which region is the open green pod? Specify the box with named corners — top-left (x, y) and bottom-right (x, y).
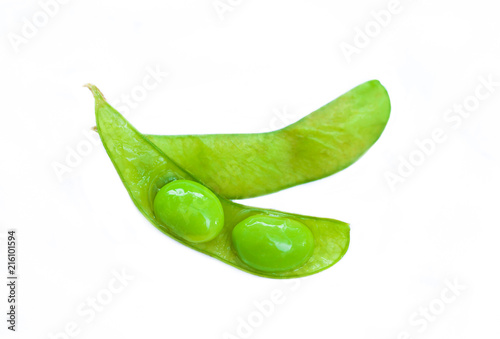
top-left (86, 84), bottom-right (350, 278)
top-left (146, 80), bottom-right (391, 199)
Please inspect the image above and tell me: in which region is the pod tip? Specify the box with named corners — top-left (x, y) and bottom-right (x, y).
top-left (83, 83), bottom-right (106, 102)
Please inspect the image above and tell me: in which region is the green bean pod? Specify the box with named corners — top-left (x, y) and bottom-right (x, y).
top-left (86, 84), bottom-right (349, 278)
top-left (146, 80), bottom-right (390, 199)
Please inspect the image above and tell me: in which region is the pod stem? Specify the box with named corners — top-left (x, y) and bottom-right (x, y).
top-left (84, 83), bottom-right (107, 107)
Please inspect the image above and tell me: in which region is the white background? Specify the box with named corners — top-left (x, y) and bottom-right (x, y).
top-left (1, 0), bottom-right (499, 338)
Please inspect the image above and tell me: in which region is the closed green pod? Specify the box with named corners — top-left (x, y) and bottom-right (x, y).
top-left (146, 80), bottom-right (391, 199)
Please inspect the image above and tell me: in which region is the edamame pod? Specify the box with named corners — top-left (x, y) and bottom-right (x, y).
top-left (86, 84), bottom-right (349, 278)
top-left (146, 80), bottom-right (390, 199)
